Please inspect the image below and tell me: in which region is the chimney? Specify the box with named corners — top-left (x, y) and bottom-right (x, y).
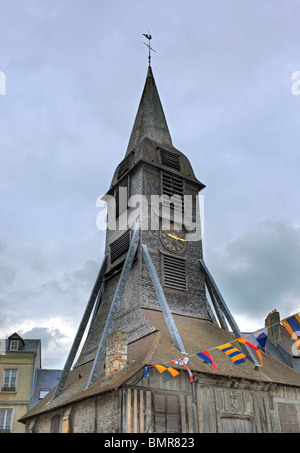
top-left (105, 330), bottom-right (128, 375)
top-left (265, 309), bottom-right (282, 345)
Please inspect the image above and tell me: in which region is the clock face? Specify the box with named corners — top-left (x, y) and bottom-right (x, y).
top-left (160, 227), bottom-right (186, 254)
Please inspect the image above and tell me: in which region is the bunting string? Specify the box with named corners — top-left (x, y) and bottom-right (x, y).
top-left (143, 312), bottom-right (300, 382)
top-left (237, 337), bottom-right (263, 366)
top-left (169, 357), bottom-right (193, 382)
top-left (281, 313), bottom-right (300, 349)
top-left (217, 343), bottom-right (246, 365)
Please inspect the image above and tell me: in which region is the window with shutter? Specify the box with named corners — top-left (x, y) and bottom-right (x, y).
top-left (153, 393), bottom-right (181, 433)
top-left (110, 230), bottom-right (131, 263)
top-left (163, 255), bottom-right (186, 292)
top-left (278, 403), bottom-right (300, 433)
top-left (158, 148), bottom-right (181, 172)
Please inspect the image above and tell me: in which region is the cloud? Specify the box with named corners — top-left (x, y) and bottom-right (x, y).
top-left (0, 237), bottom-right (100, 367)
top-left (206, 217), bottom-right (300, 329)
top-left (21, 326), bottom-right (64, 348)
top-left (20, 326), bottom-right (69, 369)
top-left (1, 0), bottom-right (300, 366)
top-left (0, 261), bottom-right (16, 287)
top-left (0, 239), bottom-right (16, 288)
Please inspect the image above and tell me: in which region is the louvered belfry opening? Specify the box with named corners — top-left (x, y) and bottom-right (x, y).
top-left (162, 171), bottom-right (184, 198)
top-left (163, 254), bottom-right (186, 292)
top-left (110, 229), bottom-right (131, 263)
top-left (158, 147), bottom-right (181, 172)
top-left (161, 170), bottom-right (184, 216)
top-left (117, 152), bottom-right (134, 180)
top-left (115, 177), bottom-right (129, 219)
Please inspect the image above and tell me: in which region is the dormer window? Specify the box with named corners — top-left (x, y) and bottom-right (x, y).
top-left (8, 333), bottom-right (24, 351)
top-left (39, 388), bottom-right (51, 399)
top-left (9, 340), bottom-right (19, 351)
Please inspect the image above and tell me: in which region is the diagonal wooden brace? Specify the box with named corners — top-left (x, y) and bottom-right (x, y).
top-left (142, 244), bottom-right (186, 354)
top-left (52, 254), bottom-right (108, 400)
top-left (199, 259), bottom-right (259, 365)
top-left (85, 224), bottom-right (140, 388)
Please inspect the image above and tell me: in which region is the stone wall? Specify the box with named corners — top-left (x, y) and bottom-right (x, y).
top-left (28, 391), bottom-right (121, 433)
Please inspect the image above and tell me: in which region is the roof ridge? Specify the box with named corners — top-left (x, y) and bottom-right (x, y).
top-left (143, 331), bottom-right (162, 364)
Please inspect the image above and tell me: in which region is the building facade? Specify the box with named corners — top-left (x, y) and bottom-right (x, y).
top-left (0, 333), bottom-right (41, 433)
top-left (0, 333), bottom-right (62, 433)
top-left (20, 61), bottom-right (300, 433)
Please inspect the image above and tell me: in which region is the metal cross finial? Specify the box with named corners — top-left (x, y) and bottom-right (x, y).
top-left (143, 33), bottom-right (156, 66)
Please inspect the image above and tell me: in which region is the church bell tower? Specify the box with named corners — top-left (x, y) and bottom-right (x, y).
top-left (21, 42), bottom-right (300, 435)
top-left (75, 62), bottom-right (210, 368)
top-left (49, 45), bottom-right (259, 404)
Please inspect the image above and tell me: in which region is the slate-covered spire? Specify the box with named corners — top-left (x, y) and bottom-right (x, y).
top-left (126, 66), bottom-right (173, 156)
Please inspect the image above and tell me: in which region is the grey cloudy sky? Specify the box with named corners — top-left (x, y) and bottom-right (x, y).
top-left (0, 0), bottom-right (299, 368)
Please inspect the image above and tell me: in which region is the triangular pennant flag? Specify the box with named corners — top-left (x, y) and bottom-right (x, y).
top-left (255, 331), bottom-right (267, 349)
top-left (282, 314), bottom-right (300, 349)
top-left (197, 350), bottom-right (218, 370)
top-left (144, 366), bottom-right (150, 378)
top-left (217, 343), bottom-right (246, 365)
top-left (169, 357), bottom-right (193, 383)
top-left (237, 337), bottom-right (263, 366)
top-left (154, 365), bottom-right (180, 381)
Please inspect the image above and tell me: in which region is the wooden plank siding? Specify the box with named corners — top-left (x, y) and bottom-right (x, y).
top-left (121, 370), bottom-right (300, 433)
top-left (122, 386), bottom-right (195, 433)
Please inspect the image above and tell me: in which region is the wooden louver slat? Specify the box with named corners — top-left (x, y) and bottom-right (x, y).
top-left (110, 229), bottom-right (131, 263)
top-left (159, 147), bottom-right (181, 172)
top-left (161, 171), bottom-right (184, 215)
top-left (163, 254), bottom-right (186, 291)
top-left (115, 177), bottom-right (128, 218)
top-left (117, 152), bottom-right (134, 179)
top-left (153, 393), bottom-right (181, 433)
top-left (162, 171), bottom-right (184, 199)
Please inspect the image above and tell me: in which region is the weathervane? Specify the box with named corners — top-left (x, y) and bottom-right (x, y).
top-left (143, 33), bottom-right (156, 66)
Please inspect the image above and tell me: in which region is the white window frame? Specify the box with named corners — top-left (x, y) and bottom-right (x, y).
top-left (9, 340), bottom-right (19, 350)
top-left (0, 408), bottom-right (13, 432)
top-left (2, 369), bottom-right (18, 391)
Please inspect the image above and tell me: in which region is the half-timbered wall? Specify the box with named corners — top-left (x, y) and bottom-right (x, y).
top-left (122, 370), bottom-right (300, 433)
top-left (25, 370), bottom-right (300, 433)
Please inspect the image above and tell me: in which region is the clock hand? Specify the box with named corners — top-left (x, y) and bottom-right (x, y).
top-left (167, 233), bottom-right (186, 242)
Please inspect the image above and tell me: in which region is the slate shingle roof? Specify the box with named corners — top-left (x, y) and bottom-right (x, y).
top-left (20, 308), bottom-right (300, 422)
